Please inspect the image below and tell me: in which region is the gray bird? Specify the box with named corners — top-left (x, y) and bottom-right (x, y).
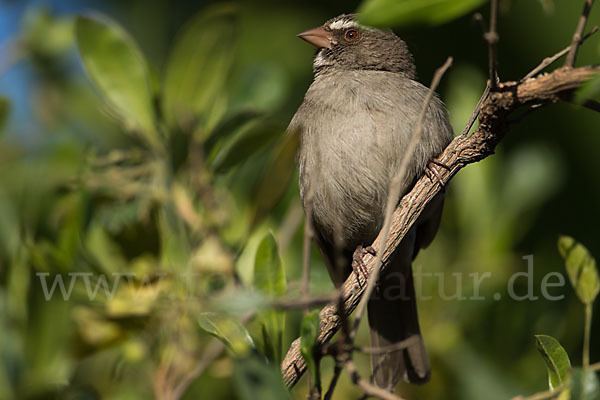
top-left (288, 14), bottom-right (453, 389)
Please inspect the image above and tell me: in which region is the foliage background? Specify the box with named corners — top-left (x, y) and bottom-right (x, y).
top-left (0, 0), bottom-right (599, 399)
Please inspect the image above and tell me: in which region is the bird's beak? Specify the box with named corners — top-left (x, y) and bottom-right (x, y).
top-left (297, 27), bottom-right (333, 49)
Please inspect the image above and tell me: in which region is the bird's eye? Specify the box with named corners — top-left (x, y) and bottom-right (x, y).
top-left (344, 29), bottom-right (359, 41)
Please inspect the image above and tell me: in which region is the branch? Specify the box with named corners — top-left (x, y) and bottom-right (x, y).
top-left (565, 0), bottom-right (595, 67)
top-left (345, 358), bottom-right (406, 400)
top-left (280, 64), bottom-right (600, 389)
top-left (486, 0), bottom-right (500, 88)
top-left (522, 25), bottom-right (598, 82)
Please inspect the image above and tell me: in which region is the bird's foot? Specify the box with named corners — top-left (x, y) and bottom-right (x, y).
top-left (351, 245), bottom-right (376, 286)
top-left (425, 159), bottom-right (449, 190)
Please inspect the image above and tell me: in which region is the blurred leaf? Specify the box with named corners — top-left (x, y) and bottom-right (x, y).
top-left (85, 222), bottom-right (128, 274)
top-left (574, 70), bottom-right (600, 104)
top-left (105, 274), bottom-right (167, 317)
top-left (158, 210), bottom-right (190, 272)
top-left (558, 236), bottom-right (600, 304)
top-left (300, 311), bottom-right (321, 385)
top-left (96, 201), bottom-right (144, 234)
top-left (254, 232), bottom-right (286, 363)
top-left (498, 145), bottom-right (562, 243)
top-left (75, 15), bottom-right (160, 149)
top-left (358, 0), bottom-right (486, 27)
top-left (570, 369), bottom-right (600, 400)
top-left (163, 4), bottom-right (238, 131)
top-left (209, 119), bottom-right (281, 173)
top-left (251, 131), bottom-right (300, 223)
top-left (0, 97), bottom-right (10, 134)
top-left (205, 109), bottom-right (263, 153)
top-left (198, 312), bottom-right (254, 356)
top-left (233, 354), bottom-right (290, 400)
top-left (535, 334), bottom-right (571, 390)
top-left (22, 7), bottom-right (74, 58)
top-left (228, 63), bottom-right (289, 112)
top-left (444, 64), bottom-right (486, 134)
top-left (73, 307), bottom-right (122, 346)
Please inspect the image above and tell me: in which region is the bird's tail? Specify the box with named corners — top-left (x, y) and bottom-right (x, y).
top-left (367, 237), bottom-right (430, 389)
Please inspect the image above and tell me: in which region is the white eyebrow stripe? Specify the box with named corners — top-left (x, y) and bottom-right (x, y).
top-left (328, 19), bottom-right (359, 30)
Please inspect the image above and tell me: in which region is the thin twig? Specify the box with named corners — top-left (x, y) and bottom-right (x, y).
top-left (269, 293), bottom-right (338, 310)
top-left (516, 383), bottom-right (567, 400)
top-left (581, 99), bottom-right (600, 112)
top-left (486, 0), bottom-right (500, 88)
top-left (523, 26), bottom-right (599, 81)
top-left (350, 57), bottom-right (454, 338)
top-left (301, 187), bottom-right (315, 315)
top-left (354, 336), bottom-right (420, 355)
top-left (565, 0), bottom-right (595, 67)
top-left (278, 201), bottom-right (304, 253)
top-left (345, 358), bottom-right (406, 400)
top-left (170, 312), bottom-right (254, 399)
top-left (461, 82), bottom-right (491, 136)
top-left (324, 360), bottom-right (343, 400)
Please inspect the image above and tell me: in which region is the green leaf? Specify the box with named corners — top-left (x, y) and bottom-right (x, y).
top-left (75, 15), bottom-right (160, 149)
top-left (205, 109), bottom-right (263, 153)
top-left (254, 232), bottom-right (286, 363)
top-left (198, 312), bottom-right (254, 356)
top-left (535, 335), bottom-right (572, 390)
top-left (254, 232), bottom-right (286, 298)
top-left (233, 354), bottom-right (290, 400)
top-left (300, 311), bottom-right (321, 385)
top-left (162, 4), bottom-right (238, 131)
top-left (251, 131), bottom-right (300, 223)
top-left (358, 0), bottom-right (486, 27)
top-left (0, 97), bottom-right (10, 134)
top-left (570, 369), bottom-right (600, 400)
top-left (209, 118), bottom-right (281, 173)
top-left (574, 70), bottom-right (600, 104)
top-left (558, 236), bottom-right (600, 304)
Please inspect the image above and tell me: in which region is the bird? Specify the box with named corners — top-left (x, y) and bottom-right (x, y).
top-left (287, 14), bottom-right (453, 390)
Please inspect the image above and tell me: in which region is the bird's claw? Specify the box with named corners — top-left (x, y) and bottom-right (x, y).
top-left (425, 159), bottom-right (449, 189)
top-left (351, 245), bottom-right (376, 286)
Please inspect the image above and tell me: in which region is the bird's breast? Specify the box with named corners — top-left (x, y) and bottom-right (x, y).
top-left (296, 91), bottom-right (393, 247)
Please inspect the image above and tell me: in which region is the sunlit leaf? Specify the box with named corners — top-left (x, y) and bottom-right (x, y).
top-left (570, 368), bottom-right (600, 400)
top-left (73, 307), bottom-right (122, 346)
top-left (75, 15), bottom-right (160, 149)
top-left (300, 311), bottom-right (321, 385)
top-left (0, 97), bottom-right (10, 134)
top-left (574, 70), bottom-right (600, 104)
top-left (105, 274), bottom-right (167, 317)
top-left (535, 334), bottom-right (572, 390)
top-left (233, 354), bottom-right (290, 400)
top-left (163, 4), bottom-right (238, 131)
top-left (358, 0), bottom-right (486, 27)
top-left (254, 232), bottom-right (286, 363)
top-left (198, 312), bottom-right (254, 356)
top-left (558, 236), bottom-right (600, 304)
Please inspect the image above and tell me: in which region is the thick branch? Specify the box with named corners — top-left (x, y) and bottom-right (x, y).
top-left (280, 65), bottom-right (600, 389)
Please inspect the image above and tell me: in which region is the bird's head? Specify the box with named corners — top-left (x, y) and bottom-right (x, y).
top-left (297, 14), bottom-right (416, 78)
